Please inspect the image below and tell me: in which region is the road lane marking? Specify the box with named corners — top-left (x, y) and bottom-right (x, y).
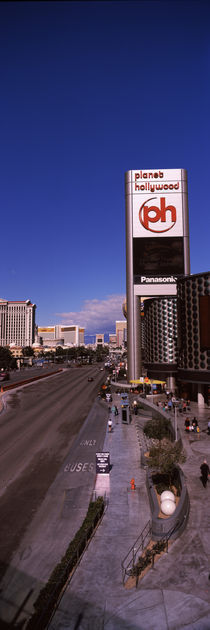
top-left (64, 462), bottom-right (94, 473)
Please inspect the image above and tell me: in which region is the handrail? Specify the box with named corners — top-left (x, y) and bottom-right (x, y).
top-left (121, 517), bottom-right (181, 587)
top-left (158, 519), bottom-right (181, 552)
top-left (121, 520), bottom-right (152, 584)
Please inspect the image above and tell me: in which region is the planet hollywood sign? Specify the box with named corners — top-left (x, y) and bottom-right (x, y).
top-left (131, 169), bottom-right (186, 239)
top-left (135, 171), bottom-right (180, 192)
top-left (125, 168), bottom-right (190, 381)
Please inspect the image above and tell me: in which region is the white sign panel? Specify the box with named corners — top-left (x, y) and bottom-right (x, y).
top-left (133, 192), bottom-right (183, 237)
top-left (129, 168), bottom-right (185, 239)
top-left (128, 169), bottom-right (185, 189)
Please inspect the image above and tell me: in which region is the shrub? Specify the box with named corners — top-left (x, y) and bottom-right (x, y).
top-left (144, 417), bottom-right (171, 440)
top-left (148, 441), bottom-right (186, 484)
top-left (26, 497), bottom-right (104, 630)
top-left (152, 470), bottom-right (181, 496)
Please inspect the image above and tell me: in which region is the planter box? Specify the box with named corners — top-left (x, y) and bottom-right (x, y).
top-left (146, 466), bottom-right (189, 541)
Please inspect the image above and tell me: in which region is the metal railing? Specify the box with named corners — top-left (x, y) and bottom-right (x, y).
top-left (121, 520), bottom-right (152, 585)
top-left (121, 518), bottom-right (181, 587)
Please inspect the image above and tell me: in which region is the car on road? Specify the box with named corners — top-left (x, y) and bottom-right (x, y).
top-left (88, 377), bottom-right (94, 382)
top-left (0, 371), bottom-right (10, 381)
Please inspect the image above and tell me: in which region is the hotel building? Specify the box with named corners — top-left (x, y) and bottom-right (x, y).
top-left (38, 325), bottom-right (85, 346)
top-left (0, 298), bottom-right (36, 347)
top-left (177, 271), bottom-right (210, 405)
top-left (116, 320), bottom-right (127, 348)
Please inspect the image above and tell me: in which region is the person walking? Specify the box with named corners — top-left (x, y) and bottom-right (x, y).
top-left (185, 417), bottom-right (190, 431)
top-left (168, 399), bottom-right (172, 412)
top-left (114, 405), bottom-right (119, 424)
top-left (108, 418), bottom-right (112, 433)
top-left (200, 459), bottom-right (210, 488)
top-left (192, 417), bottom-right (198, 432)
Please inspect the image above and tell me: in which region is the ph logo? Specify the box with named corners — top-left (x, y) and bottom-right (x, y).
top-left (139, 197), bottom-right (176, 233)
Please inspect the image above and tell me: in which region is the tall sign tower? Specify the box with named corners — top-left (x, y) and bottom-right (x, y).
top-left (125, 168), bottom-right (190, 382)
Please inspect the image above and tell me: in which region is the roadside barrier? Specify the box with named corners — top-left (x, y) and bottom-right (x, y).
top-left (0, 369), bottom-right (63, 392)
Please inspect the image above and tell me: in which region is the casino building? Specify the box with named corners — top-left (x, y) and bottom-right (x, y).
top-left (177, 271), bottom-right (210, 406)
top-left (143, 296), bottom-right (178, 382)
top-left (38, 325), bottom-right (85, 347)
top-left (0, 298), bottom-right (36, 347)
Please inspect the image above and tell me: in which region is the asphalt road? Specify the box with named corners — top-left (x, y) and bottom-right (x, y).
top-left (0, 364), bottom-right (108, 585)
top-left (0, 363), bottom-right (64, 386)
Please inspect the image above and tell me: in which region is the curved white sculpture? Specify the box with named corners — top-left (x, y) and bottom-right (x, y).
top-left (161, 499), bottom-right (176, 515)
top-left (160, 490), bottom-right (175, 503)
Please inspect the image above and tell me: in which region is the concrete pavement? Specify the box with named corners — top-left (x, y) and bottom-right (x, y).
top-left (50, 395), bottom-right (210, 630)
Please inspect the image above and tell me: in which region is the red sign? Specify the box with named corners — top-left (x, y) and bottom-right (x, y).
top-left (139, 197), bottom-right (176, 233)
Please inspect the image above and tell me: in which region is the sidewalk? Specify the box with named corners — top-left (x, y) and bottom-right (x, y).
top-left (50, 395), bottom-right (210, 630)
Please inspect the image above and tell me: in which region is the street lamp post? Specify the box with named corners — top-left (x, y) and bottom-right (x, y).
top-left (174, 403), bottom-right (178, 441)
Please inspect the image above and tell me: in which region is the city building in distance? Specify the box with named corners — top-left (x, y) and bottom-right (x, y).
top-left (116, 320), bottom-right (127, 348)
top-left (0, 298), bottom-right (36, 347)
top-left (95, 334), bottom-right (104, 347)
top-left (38, 325), bottom-right (85, 347)
top-left (109, 334), bottom-right (117, 349)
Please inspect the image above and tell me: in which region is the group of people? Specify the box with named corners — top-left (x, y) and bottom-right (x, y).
top-left (184, 416), bottom-right (199, 433)
top-left (156, 396), bottom-right (191, 414)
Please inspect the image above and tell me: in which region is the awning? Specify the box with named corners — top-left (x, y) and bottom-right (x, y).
top-left (130, 379), bottom-right (166, 385)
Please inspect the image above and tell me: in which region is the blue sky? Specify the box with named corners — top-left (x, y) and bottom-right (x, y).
top-left (0, 1), bottom-right (209, 335)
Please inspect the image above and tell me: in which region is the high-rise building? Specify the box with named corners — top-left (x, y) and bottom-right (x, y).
top-left (79, 327), bottom-right (85, 345)
top-left (37, 326), bottom-right (55, 341)
top-left (0, 298), bottom-right (36, 347)
top-left (38, 324), bottom-right (84, 346)
top-left (177, 272), bottom-right (210, 405)
top-left (144, 297), bottom-right (178, 384)
top-left (96, 334), bottom-right (104, 347)
top-left (109, 334), bottom-right (117, 348)
top-left (116, 320), bottom-right (127, 347)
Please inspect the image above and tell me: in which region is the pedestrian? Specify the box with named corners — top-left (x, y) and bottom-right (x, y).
top-left (133, 400), bottom-right (138, 415)
top-left (168, 399), bottom-right (172, 412)
top-left (200, 459), bottom-right (210, 488)
top-left (192, 417), bottom-right (198, 432)
top-left (108, 418), bottom-right (112, 433)
top-left (185, 417), bottom-right (190, 431)
top-left (115, 405), bottom-right (119, 424)
top-left (172, 396), bottom-right (176, 409)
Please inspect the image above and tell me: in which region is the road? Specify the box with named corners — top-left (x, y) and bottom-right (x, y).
top-left (0, 363), bottom-right (64, 387)
top-left (0, 364), bottom-right (108, 586)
